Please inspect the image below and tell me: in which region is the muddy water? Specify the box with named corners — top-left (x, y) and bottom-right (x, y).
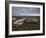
top-left (12, 16), bottom-right (40, 31)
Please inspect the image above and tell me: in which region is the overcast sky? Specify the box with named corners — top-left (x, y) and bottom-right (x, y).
top-left (12, 7), bottom-right (40, 16)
